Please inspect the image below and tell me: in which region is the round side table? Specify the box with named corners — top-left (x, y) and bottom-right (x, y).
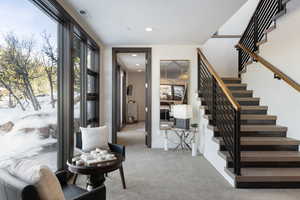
top-left (67, 153), bottom-right (122, 191)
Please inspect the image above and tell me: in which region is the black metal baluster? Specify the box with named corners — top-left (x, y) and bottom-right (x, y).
top-left (277, 0), bottom-right (283, 12)
top-left (212, 78), bottom-right (217, 126)
top-left (253, 13), bottom-right (259, 52)
top-left (198, 53), bottom-right (201, 97)
top-left (234, 110), bottom-right (241, 175)
top-left (238, 48), bottom-right (242, 77)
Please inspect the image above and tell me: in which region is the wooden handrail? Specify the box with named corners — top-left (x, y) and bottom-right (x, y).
top-left (237, 43), bottom-right (300, 93)
top-left (197, 48), bottom-right (241, 111)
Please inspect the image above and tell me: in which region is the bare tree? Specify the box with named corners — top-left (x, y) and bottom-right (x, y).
top-left (41, 31), bottom-right (57, 108)
top-left (0, 61), bottom-right (25, 110)
top-left (1, 33), bottom-right (41, 110)
top-left (0, 77), bottom-right (25, 111)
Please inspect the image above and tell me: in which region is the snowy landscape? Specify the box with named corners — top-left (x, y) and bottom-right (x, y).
top-left (0, 93), bottom-right (80, 171)
top-left (0, 0), bottom-right (81, 171)
top-left (0, 95), bottom-right (58, 170)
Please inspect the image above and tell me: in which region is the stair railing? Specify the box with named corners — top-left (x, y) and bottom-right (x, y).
top-left (197, 48), bottom-right (242, 175)
top-left (237, 0), bottom-right (289, 74)
top-left (237, 44), bottom-right (300, 92)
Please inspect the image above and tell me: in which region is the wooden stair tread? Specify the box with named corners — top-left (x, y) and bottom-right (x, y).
top-left (236, 97), bottom-right (260, 101)
top-left (220, 151), bottom-right (300, 161)
top-left (200, 97), bottom-right (259, 102)
top-left (201, 105), bottom-right (268, 111)
top-left (231, 90), bottom-right (253, 94)
top-left (215, 137), bottom-right (300, 145)
top-left (226, 83), bottom-right (247, 87)
top-left (204, 114), bottom-right (276, 120)
top-left (209, 125), bottom-right (287, 132)
top-left (240, 115), bottom-right (276, 120)
top-left (241, 106), bottom-right (268, 110)
top-left (232, 168), bottom-right (300, 182)
top-left (241, 125), bottom-right (287, 132)
top-left (239, 168), bottom-right (300, 177)
top-left (222, 77), bottom-right (241, 81)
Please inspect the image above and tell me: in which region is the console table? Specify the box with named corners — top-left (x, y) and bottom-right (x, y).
top-left (161, 126), bottom-right (196, 152)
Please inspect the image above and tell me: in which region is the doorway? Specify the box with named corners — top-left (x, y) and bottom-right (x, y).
top-left (112, 48), bottom-right (152, 147)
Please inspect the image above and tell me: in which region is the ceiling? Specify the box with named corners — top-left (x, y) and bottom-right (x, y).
top-left (65, 0), bottom-right (247, 45)
top-left (117, 53), bottom-right (146, 72)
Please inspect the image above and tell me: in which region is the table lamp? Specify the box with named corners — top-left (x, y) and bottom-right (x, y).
top-left (173, 104), bottom-right (193, 129)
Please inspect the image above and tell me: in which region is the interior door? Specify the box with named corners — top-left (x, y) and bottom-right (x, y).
top-left (116, 65), bottom-right (121, 132)
top-left (145, 51), bottom-right (152, 147)
top-left (122, 72), bottom-right (127, 127)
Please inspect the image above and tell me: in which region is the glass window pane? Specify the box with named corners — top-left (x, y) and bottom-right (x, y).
top-left (87, 48), bottom-right (99, 72)
top-left (0, 0), bottom-right (58, 171)
top-left (73, 37), bottom-right (81, 135)
top-left (87, 101), bottom-right (96, 121)
top-left (88, 75), bottom-right (96, 93)
top-left (87, 48), bottom-right (93, 70)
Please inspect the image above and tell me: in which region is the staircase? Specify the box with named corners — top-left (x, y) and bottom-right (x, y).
top-left (197, 47), bottom-right (300, 188)
top-left (214, 77), bottom-right (300, 188)
top-left (197, 0), bottom-right (300, 189)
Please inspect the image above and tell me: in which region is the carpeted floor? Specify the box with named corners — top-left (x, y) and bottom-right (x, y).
top-left (78, 122), bottom-right (300, 200)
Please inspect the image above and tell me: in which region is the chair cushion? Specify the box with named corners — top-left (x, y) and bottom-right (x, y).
top-left (61, 184), bottom-right (86, 200)
top-left (80, 126), bottom-right (109, 151)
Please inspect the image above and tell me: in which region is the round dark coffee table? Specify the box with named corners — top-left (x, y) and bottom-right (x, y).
top-left (67, 153), bottom-right (122, 191)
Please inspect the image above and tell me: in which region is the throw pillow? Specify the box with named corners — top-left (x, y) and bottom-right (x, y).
top-left (35, 167), bottom-right (65, 200)
top-left (9, 160), bottom-right (65, 200)
top-left (80, 126), bottom-right (109, 151)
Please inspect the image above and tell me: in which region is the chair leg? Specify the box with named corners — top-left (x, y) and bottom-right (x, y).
top-left (119, 165), bottom-right (126, 189)
top-left (73, 174), bottom-right (78, 185)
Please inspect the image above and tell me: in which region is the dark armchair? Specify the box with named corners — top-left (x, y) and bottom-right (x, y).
top-left (0, 169), bottom-right (106, 200)
top-left (74, 132), bottom-right (126, 189)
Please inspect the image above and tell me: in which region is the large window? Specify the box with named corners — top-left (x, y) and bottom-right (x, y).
top-left (0, 0), bottom-right (58, 171)
top-left (87, 47), bottom-right (99, 127)
top-left (0, 0), bottom-right (100, 171)
top-left (73, 36), bottom-right (82, 136)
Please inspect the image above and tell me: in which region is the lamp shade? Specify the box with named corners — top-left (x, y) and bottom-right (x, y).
top-left (173, 105), bottom-right (192, 119)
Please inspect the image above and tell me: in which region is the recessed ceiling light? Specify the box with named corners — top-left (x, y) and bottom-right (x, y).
top-left (136, 64), bottom-right (140, 66)
top-left (132, 54), bottom-right (137, 57)
top-left (145, 27), bottom-right (153, 32)
top-left (137, 69), bottom-right (143, 72)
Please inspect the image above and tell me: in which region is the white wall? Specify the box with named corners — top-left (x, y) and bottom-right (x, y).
top-left (201, 0), bottom-right (259, 78)
top-left (218, 0), bottom-right (259, 35)
top-left (103, 45), bottom-right (200, 147)
top-left (201, 38), bottom-right (239, 77)
top-left (127, 72), bottom-right (146, 121)
top-left (242, 1), bottom-right (300, 140)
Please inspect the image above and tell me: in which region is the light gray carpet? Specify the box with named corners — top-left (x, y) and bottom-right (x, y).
top-left (78, 123), bottom-right (300, 200)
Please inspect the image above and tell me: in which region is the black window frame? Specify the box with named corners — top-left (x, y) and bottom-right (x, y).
top-left (28, 0), bottom-right (100, 171)
top-left (86, 47), bottom-right (100, 127)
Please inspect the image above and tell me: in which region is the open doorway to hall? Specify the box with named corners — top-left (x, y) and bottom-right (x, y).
top-left (112, 48), bottom-right (152, 147)
top-left (117, 53), bottom-right (146, 145)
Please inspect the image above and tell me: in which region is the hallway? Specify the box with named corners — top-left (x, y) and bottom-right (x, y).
top-left (117, 122), bottom-right (146, 147)
top-left (77, 123), bottom-right (300, 200)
